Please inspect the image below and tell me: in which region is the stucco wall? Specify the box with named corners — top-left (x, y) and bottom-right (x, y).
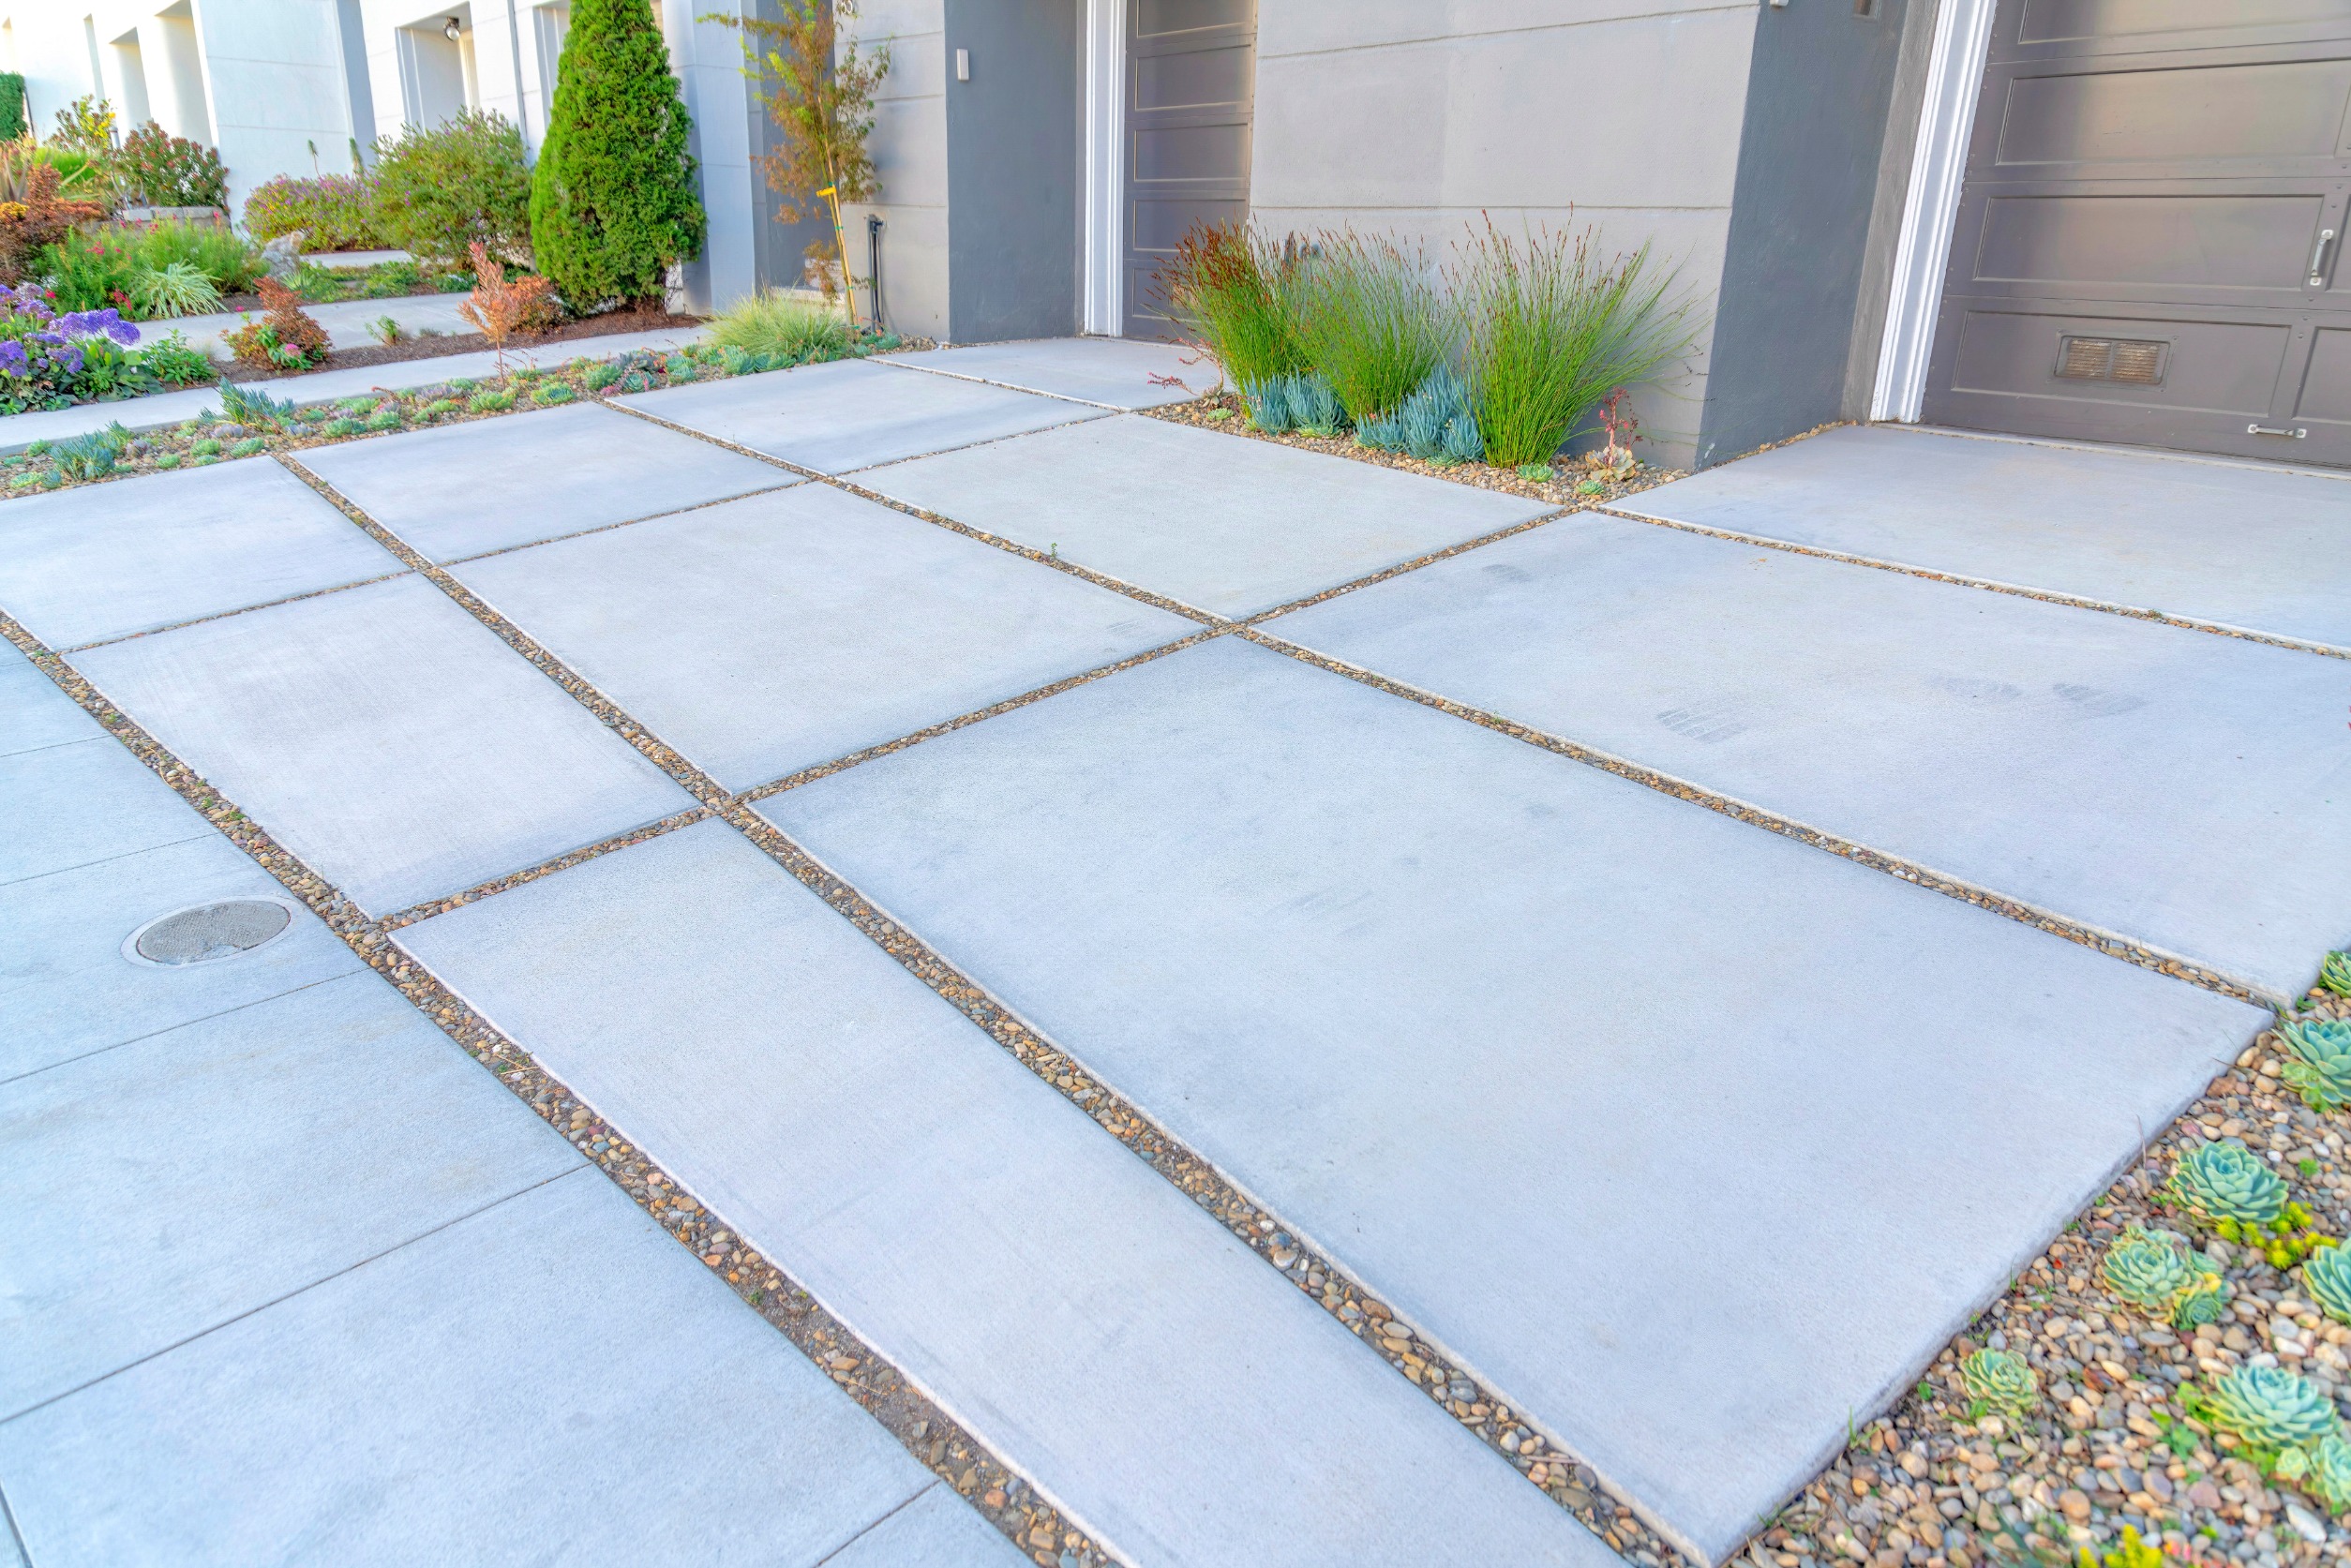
top-left (1248, 0), bottom-right (1760, 468)
top-left (841, 0), bottom-right (950, 340)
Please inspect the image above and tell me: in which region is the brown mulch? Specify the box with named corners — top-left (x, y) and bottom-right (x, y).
top-left (226, 306), bottom-right (704, 381)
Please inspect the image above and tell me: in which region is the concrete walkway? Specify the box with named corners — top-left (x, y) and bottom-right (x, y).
top-left (1, 349), bottom-right (2334, 1565)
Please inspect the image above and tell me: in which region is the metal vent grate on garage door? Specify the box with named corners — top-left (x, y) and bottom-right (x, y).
top-left (1920, 0), bottom-right (2351, 466)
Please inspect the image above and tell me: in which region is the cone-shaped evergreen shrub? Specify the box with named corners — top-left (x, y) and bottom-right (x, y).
top-left (530, 0), bottom-right (706, 310)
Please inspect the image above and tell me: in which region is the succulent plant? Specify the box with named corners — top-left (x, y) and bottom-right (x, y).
top-left (190, 438), bottom-right (223, 457)
top-left (423, 398), bottom-right (461, 418)
top-left (228, 437), bottom-right (267, 457)
top-left (532, 382), bottom-right (577, 406)
top-left (2323, 950), bottom-right (2351, 999)
top-left (364, 411), bottom-right (401, 432)
top-left (2202, 1364), bottom-right (2340, 1448)
top-left (2104, 1226), bottom-right (2195, 1311)
top-left (2306, 1244), bottom-right (2351, 1325)
top-left (1517, 463), bottom-right (1555, 482)
top-left (469, 390), bottom-right (516, 413)
top-left (217, 383), bottom-right (298, 428)
top-left (153, 452), bottom-right (181, 470)
top-left (2168, 1138), bottom-right (2288, 1225)
top-left (2172, 1271), bottom-right (2230, 1327)
top-left (2312, 1432), bottom-right (2351, 1514)
top-left (1959, 1348), bottom-right (2038, 1420)
top-left (2282, 1018), bottom-right (2351, 1113)
top-left (319, 418), bottom-right (365, 439)
top-left (583, 363), bottom-right (621, 392)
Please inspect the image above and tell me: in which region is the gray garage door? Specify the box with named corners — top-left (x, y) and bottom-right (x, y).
top-left (1922, 0), bottom-right (2351, 467)
top-left (1123, 0), bottom-right (1256, 339)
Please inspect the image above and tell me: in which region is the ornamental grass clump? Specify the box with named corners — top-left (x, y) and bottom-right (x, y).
top-left (1288, 231), bottom-right (1450, 427)
top-left (1159, 220), bottom-right (1308, 395)
top-left (2280, 1017), bottom-right (2351, 1113)
top-left (708, 289), bottom-right (852, 364)
top-left (1457, 219), bottom-right (1697, 469)
top-left (1957, 1348), bottom-right (2037, 1421)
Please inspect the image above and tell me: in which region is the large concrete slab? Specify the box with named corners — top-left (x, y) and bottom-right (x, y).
top-left (756, 637), bottom-right (2266, 1563)
top-left (451, 485), bottom-right (1196, 791)
top-left (0, 1166), bottom-right (978, 1568)
top-left (1621, 424), bottom-right (2351, 652)
top-left (301, 401), bottom-right (792, 562)
top-left (397, 820), bottom-right (1611, 1568)
top-left (882, 336), bottom-right (1212, 409)
top-left (0, 971), bottom-right (576, 1418)
top-left (70, 575), bottom-right (695, 917)
top-left (0, 643), bottom-right (103, 757)
top-left (2, 833), bottom-right (363, 1083)
top-left (616, 357), bottom-right (1103, 474)
top-left (0, 457), bottom-right (403, 650)
top-left (0, 739), bottom-right (211, 889)
top-left (861, 414), bottom-right (1552, 618)
top-left (1271, 515), bottom-right (2351, 1001)
top-left (823, 1485), bottom-right (1026, 1568)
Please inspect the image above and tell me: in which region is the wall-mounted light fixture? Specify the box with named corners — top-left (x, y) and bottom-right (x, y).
top-left (955, 48), bottom-right (969, 82)
top-left (443, 16), bottom-right (463, 39)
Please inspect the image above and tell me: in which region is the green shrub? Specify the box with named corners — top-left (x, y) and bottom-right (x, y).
top-left (530, 0), bottom-right (707, 310)
top-left (709, 289), bottom-right (851, 363)
top-left (1288, 232), bottom-right (1450, 426)
top-left (133, 218), bottom-right (265, 293)
top-left (1459, 222), bottom-right (1697, 469)
top-left (244, 173), bottom-right (382, 251)
top-left (127, 261), bottom-right (219, 319)
top-left (136, 331), bottom-right (215, 386)
top-left (118, 123), bottom-right (228, 209)
top-left (372, 111), bottom-right (532, 272)
top-left (41, 230), bottom-right (142, 312)
top-left (1158, 221), bottom-right (1307, 392)
top-left (0, 74), bottom-right (25, 142)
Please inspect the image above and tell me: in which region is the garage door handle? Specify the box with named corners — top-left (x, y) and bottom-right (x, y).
top-left (2314, 229), bottom-right (2338, 288)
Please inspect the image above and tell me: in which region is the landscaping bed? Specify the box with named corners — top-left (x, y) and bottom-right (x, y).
top-left (1775, 971), bottom-right (2351, 1568)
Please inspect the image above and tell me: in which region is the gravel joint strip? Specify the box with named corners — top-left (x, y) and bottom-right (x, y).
top-left (1237, 625), bottom-right (2273, 1008)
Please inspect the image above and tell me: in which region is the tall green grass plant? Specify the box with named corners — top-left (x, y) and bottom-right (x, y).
top-left (1158, 221), bottom-right (1307, 391)
top-left (708, 289), bottom-right (853, 363)
top-left (1458, 220), bottom-right (1697, 468)
top-left (1288, 231), bottom-right (1450, 426)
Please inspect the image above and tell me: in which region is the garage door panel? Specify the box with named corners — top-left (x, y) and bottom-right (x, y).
top-left (1965, 191), bottom-right (2328, 295)
top-left (1991, 57), bottom-right (2351, 172)
top-left (2016, 0), bottom-right (2351, 52)
top-left (1948, 305), bottom-right (2295, 414)
top-left (2291, 328), bottom-right (2351, 429)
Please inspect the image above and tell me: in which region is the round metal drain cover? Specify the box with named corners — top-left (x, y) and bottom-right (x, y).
top-left (128, 900), bottom-right (294, 965)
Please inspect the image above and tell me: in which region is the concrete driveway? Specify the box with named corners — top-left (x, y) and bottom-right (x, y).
top-left (3, 344), bottom-right (2340, 1567)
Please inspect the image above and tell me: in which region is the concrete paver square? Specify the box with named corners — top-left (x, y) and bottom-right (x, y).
top-left (756, 637), bottom-right (2265, 1561)
top-left (451, 485), bottom-right (1197, 791)
top-left (0, 739), bottom-right (212, 889)
top-left (0, 1166), bottom-right (962, 1567)
top-left (298, 401), bottom-right (792, 562)
top-left (0, 970), bottom-right (576, 1418)
top-left (821, 1485), bottom-right (1026, 1567)
top-left (70, 575), bottom-right (696, 917)
top-left (882, 336), bottom-right (1211, 409)
top-left (1621, 425), bottom-right (2351, 651)
top-left (616, 356), bottom-right (1103, 474)
top-left (397, 821), bottom-right (1612, 1568)
top-left (861, 414), bottom-right (1552, 617)
top-left (2, 833), bottom-right (363, 1083)
top-left (0, 457), bottom-right (403, 649)
top-left (1271, 515), bottom-right (2351, 1001)
top-left (0, 645), bottom-right (103, 757)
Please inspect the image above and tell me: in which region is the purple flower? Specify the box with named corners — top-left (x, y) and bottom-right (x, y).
top-left (55, 346), bottom-right (83, 376)
top-left (0, 339), bottom-right (26, 376)
top-left (107, 319), bottom-right (140, 346)
top-left (58, 308), bottom-right (137, 346)
top-left (29, 331), bottom-right (62, 347)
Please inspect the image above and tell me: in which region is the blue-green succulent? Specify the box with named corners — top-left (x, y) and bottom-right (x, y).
top-left (2168, 1138), bottom-right (2288, 1225)
top-left (1959, 1348), bottom-right (2038, 1420)
top-left (2201, 1364), bottom-right (2340, 1448)
top-left (2306, 1243), bottom-right (2351, 1325)
top-left (2322, 950), bottom-right (2350, 999)
top-left (2104, 1226), bottom-right (2194, 1311)
top-left (2172, 1271), bottom-right (2230, 1328)
top-left (2282, 1018), bottom-right (2351, 1113)
top-left (2311, 1433), bottom-right (2351, 1515)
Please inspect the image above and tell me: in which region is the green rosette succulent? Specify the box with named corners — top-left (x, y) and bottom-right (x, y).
top-left (2202, 1364), bottom-right (2340, 1448)
top-left (1959, 1348), bottom-right (2038, 1420)
top-left (2168, 1138), bottom-right (2288, 1225)
top-left (2281, 1018), bottom-right (2351, 1113)
top-left (2306, 1243), bottom-right (2351, 1325)
top-left (2312, 1432), bottom-right (2351, 1515)
top-left (2103, 1226), bottom-right (2194, 1312)
top-left (2321, 950), bottom-right (2350, 1000)
top-left (2171, 1270), bottom-right (2231, 1328)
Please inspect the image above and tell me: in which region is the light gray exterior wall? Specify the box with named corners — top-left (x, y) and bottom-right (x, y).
top-left (1247, 1), bottom-right (1762, 470)
top-left (843, 0), bottom-right (951, 340)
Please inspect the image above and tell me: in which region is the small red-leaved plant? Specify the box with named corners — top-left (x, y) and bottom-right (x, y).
top-left (457, 240), bottom-right (558, 370)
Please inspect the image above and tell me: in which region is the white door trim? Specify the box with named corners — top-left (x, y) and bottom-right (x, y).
top-left (1869, 0), bottom-right (1999, 422)
top-left (1082, 0), bottom-right (1125, 336)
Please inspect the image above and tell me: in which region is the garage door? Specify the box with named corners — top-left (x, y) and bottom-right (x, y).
top-left (1122, 0), bottom-right (1256, 339)
top-left (1921, 0), bottom-right (2351, 466)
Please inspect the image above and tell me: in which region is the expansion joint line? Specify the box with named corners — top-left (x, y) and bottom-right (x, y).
top-left (1595, 506), bottom-right (2351, 663)
top-left (1238, 625), bottom-right (2276, 1008)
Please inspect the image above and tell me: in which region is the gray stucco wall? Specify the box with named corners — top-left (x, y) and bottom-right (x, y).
top-left (844, 0), bottom-right (952, 340)
top-left (942, 0), bottom-right (1080, 342)
top-left (1247, 1), bottom-right (1761, 469)
top-left (1692, 0), bottom-right (1911, 467)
